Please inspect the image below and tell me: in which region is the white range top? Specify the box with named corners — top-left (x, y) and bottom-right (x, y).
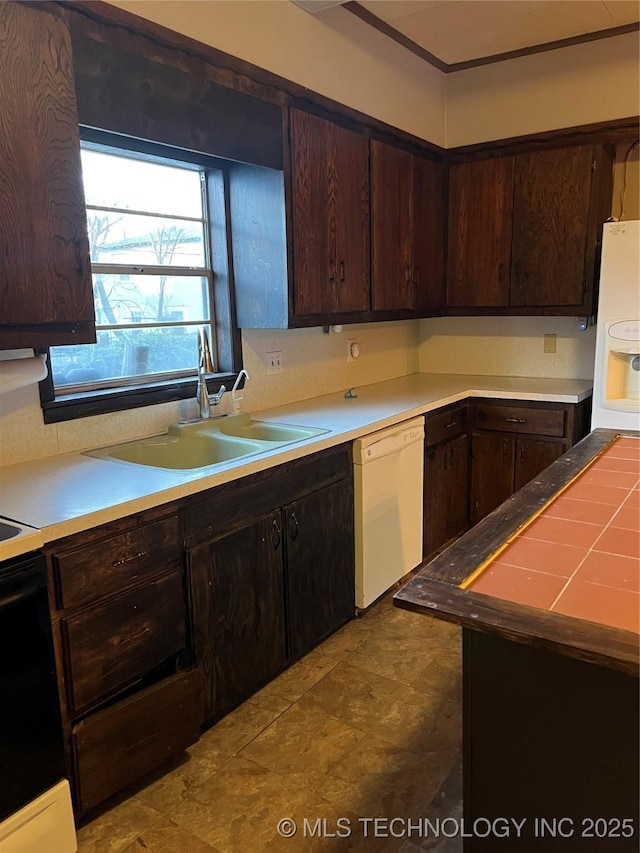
top-left (0, 373), bottom-right (593, 550)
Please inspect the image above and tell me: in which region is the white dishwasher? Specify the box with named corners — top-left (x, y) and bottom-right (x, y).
top-left (353, 417), bottom-right (424, 609)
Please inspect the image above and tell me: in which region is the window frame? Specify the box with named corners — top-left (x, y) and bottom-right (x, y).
top-left (39, 130), bottom-right (243, 425)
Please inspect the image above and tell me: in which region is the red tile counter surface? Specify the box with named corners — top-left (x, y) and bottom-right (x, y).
top-left (395, 428), bottom-right (639, 675)
top-left (468, 436), bottom-right (640, 634)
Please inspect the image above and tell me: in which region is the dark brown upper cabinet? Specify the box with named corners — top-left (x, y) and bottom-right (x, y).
top-left (446, 143), bottom-right (614, 316)
top-left (289, 108), bottom-right (369, 319)
top-left (0, 2), bottom-right (95, 349)
top-left (446, 157), bottom-right (514, 309)
top-left (510, 145), bottom-right (613, 310)
top-left (371, 140), bottom-right (445, 314)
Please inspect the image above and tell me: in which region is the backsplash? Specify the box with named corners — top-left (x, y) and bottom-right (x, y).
top-left (0, 321), bottom-right (418, 467)
top-left (418, 316), bottom-right (596, 379)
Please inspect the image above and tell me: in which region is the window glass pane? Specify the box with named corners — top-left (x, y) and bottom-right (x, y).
top-left (93, 274), bottom-right (210, 326)
top-left (81, 149), bottom-right (203, 218)
top-left (87, 212), bottom-right (206, 268)
top-left (50, 326), bottom-right (204, 388)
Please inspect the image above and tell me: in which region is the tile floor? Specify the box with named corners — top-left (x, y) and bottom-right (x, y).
top-left (76, 595), bottom-right (463, 853)
top-left (470, 436), bottom-right (640, 632)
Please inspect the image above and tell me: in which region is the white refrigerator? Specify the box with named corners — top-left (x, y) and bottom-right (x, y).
top-left (591, 220), bottom-right (640, 431)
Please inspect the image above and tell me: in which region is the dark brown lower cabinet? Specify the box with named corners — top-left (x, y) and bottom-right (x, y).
top-left (45, 507), bottom-right (198, 819)
top-left (514, 437), bottom-right (566, 492)
top-left (471, 433), bottom-right (565, 524)
top-left (72, 670), bottom-right (200, 816)
top-left (424, 434), bottom-right (469, 558)
top-left (470, 433), bottom-right (517, 525)
top-left (286, 481), bottom-right (355, 659)
top-left (185, 445), bottom-right (355, 727)
top-left (189, 513), bottom-right (287, 723)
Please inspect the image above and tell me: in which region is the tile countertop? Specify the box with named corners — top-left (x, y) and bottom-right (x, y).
top-left (0, 373), bottom-right (593, 549)
top-left (394, 428), bottom-right (639, 675)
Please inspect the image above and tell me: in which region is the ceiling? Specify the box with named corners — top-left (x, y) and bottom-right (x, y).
top-left (293, 0), bottom-right (640, 71)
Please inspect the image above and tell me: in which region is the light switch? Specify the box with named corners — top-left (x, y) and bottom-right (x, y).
top-left (544, 334), bottom-right (557, 354)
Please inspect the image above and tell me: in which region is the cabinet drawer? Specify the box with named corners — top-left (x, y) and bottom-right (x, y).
top-left (72, 669), bottom-right (200, 815)
top-left (474, 403), bottom-right (565, 437)
top-left (425, 404), bottom-right (467, 447)
top-left (62, 570), bottom-right (187, 715)
top-left (184, 445), bottom-right (351, 546)
top-left (53, 515), bottom-right (182, 609)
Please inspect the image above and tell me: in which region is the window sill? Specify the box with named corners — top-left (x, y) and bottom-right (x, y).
top-left (41, 374), bottom-right (235, 424)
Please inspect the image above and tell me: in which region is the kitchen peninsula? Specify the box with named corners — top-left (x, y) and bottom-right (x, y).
top-left (395, 429), bottom-right (640, 852)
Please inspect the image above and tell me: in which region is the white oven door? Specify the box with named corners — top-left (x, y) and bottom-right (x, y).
top-left (0, 780), bottom-right (76, 853)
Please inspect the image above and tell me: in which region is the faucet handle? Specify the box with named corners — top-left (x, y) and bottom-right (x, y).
top-left (210, 384), bottom-right (226, 406)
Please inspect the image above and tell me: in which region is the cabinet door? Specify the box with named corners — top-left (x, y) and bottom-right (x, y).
top-left (371, 140), bottom-right (413, 311)
top-left (286, 480), bottom-right (354, 660)
top-left (447, 158), bottom-right (513, 308)
top-left (290, 109), bottom-right (369, 317)
top-left (412, 155), bottom-right (446, 312)
top-left (424, 443), bottom-right (449, 557)
top-left (446, 433), bottom-right (470, 542)
top-left (510, 146), bottom-right (595, 307)
top-left (333, 121), bottom-right (370, 314)
top-left (470, 433), bottom-right (515, 525)
top-left (189, 512), bottom-right (286, 723)
top-left (514, 438), bottom-right (565, 492)
top-left (290, 109), bottom-right (334, 316)
top-left (424, 434), bottom-right (469, 558)
top-left (0, 2), bottom-right (94, 347)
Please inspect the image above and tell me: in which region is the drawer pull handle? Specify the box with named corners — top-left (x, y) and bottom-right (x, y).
top-left (505, 417), bottom-right (527, 424)
top-left (445, 421), bottom-right (457, 429)
top-left (271, 519), bottom-right (281, 551)
top-left (112, 551), bottom-right (146, 567)
top-left (289, 511), bottom-right (300, 541)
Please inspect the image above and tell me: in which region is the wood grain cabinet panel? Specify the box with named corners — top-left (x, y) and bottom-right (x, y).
top-left (186, 445), bottom-right (355, 724)
top-left (61, 570), bottom-right (187, 715)
top-left (447, 157), bottom-right (514, 308)
top-left (289, 108), bottom-right (369, 318)
top-left (424, 432), bottom-right (470, 558)
top-left (471, 433), bottom-right (516, 525)
top-left (0, 1), bottom-right (94, 348)
top-left (72, 670), bottom-right (200, 815)
top-left (470, 398), bottom-right (589, 525)
top-left (510, 146), bottom-right (596, 308)
top-left (371, 140), bottom-right (445, 314)
top-left (53, 515), bottom-right (181, 609)
top-left (189, 513), bottom-right (287, 724)
top-left (286, 480), bottom-right (355, 660)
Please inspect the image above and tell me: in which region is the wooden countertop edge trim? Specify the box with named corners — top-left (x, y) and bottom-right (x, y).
top-left (394, 579), bottom-right (639, 676)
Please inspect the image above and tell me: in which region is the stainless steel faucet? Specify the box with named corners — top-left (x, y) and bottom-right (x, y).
top-left (196, 327), bottom-right (225, 419)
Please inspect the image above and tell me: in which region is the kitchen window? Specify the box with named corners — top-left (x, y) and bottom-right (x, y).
top-left (40, 135), bottom-right (241, 423)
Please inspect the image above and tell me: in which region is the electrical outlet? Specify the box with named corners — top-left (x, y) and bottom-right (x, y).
top-left (543, 334), bottom-right (557, 354)
top-left (267, 350), bottom-right (283, 375)
top-left (347, 339), bottom-right (360, 363)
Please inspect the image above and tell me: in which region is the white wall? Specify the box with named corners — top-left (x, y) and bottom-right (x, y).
top-left (446, 32), bottom-right (639, 147)
top-left (418, 317), bottom-right (596, 380)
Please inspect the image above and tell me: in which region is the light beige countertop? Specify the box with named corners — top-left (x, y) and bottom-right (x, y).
top-left (0, 373), bottom-right (593, 549)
